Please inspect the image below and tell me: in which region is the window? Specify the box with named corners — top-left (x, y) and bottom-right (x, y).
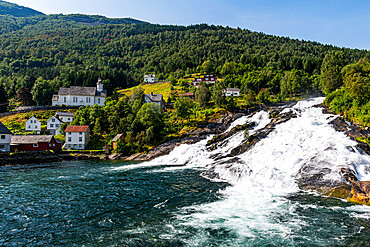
top-left (33, 144), bottom-right (38, 147)
top-left (79, 132), bottom-right (82, 135)
top-left (98, 98), bottom-right (101, 104)
top-left (68, 118), bottom-right (71, 121)
top-left (0, 135), bottom-right (5, 139)
top-left (68, 137), bottom-right (71, 142)
top-left (0, 144), bottom-right (5, 149)
top-left (64, 97), bottom-right (66, 103)
top-left (50, 124), bottom-right (54, 128)
top-left (35, 125), bottom-right (37, 129)
top-left (28, 125), bottom-right (31, 129)
top-left (79, 144), bottom-right (82, 148)
top-left (68, 132), bottom-right (71, 135)
top-left (52, 118), bottom-right (55, 122)
top-left (68, 144), bottom-right (71, 148)
top-left (56, 124), bottom-right (59, 127)
top-left (79, 137), bottom-right (82, 142)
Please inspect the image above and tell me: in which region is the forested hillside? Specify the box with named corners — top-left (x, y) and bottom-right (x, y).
top-left (0, 1), bottom-right (369, 109)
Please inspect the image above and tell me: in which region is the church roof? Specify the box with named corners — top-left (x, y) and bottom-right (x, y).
top-left (58, 86), bottom-right (96, 96)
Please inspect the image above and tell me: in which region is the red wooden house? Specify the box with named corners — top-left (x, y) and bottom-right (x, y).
top-left (191, 74), bottom-right (216, 87)
top-left (10, 135), bottom-right (62, 152)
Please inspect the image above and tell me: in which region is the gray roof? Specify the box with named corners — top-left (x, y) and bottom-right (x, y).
top-left (56, 112), bottom-right (74, 117)
top-left (58, 86), bottom-right (96, 96)
top-left (225, 88), bottom-right (240, 92)
top-left (11, 135), bottom-right (54, 145)
top-left (145, 94), bottom-right (163, 102)
top-left (112, 134), bottom-right (124, 142)
top-left (0, 122), bottom-right (11, 134)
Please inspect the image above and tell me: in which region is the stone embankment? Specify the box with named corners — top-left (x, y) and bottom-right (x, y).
top-left (0, 151), bottom-right (104, 166)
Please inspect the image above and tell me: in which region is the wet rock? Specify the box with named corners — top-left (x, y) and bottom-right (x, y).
top-left (206, 122), bottom-right (255, 151)
top-left (201, 157), bottom-right (251, 181)
top-left (329, 117), bottom-right (349, 132)
top-left (340, 168), bottom-right (370, 206)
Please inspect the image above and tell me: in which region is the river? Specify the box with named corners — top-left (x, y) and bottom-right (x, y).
top-left (1, 98), bottom-right (370, 246)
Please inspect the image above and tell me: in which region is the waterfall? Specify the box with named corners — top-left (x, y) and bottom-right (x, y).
top-left (112, 97), bottom-right (370, 244)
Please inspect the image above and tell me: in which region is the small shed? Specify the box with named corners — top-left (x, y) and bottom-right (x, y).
top-left (112, 134), bottom-right (124, 150)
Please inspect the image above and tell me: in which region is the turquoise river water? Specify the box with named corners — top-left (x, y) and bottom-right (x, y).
top-left (0, 160), bottom-right (369, 246)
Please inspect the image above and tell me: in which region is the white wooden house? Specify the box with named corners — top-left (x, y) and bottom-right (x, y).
top-left (144, 74), bottom-right (158, 83)
top-left (64, 125), bottom-right (90, 150)
top-left (47, 116), bottom-right (63, 135)
top-left (52, 78), bottom-right (106, 107)
top-left (0, 121), bottom-right (11, 152)
top-left (55, 112), bottom-right (74, 123)
top-left (25, 116), bottom-right (41, 134)
top-left (224, 88), bottom-right (240, 97)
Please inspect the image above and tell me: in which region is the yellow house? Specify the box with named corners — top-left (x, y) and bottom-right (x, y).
top-left (112, 134), bottom-right (124, 150)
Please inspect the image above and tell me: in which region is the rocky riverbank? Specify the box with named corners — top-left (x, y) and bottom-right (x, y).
top-left (309, 104), bottom-right (370, 205)
top-left (109, 110), bottom-right (260, 161)
top-left (0, 151), bottom-right (105, 166)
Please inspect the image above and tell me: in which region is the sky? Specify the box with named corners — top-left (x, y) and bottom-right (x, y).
top-left (5, 0), bottom-right (370, 50)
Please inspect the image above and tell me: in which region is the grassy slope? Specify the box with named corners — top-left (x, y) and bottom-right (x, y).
top-left (117, 82), bottom-right (173, 101)
top-left (0, 109), bottom-right (77, 134)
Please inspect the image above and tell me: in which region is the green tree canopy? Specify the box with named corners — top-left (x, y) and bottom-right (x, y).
top-left (211, 81), bottom-right (226, 108)
top-left (195, 82), bottom-right (210, 108)
top-left (31, 77), bottom-right (55, 106)
top-left (320, 51), bottom-right (346, 94)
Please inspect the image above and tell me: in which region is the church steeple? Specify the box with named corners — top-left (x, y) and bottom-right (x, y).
top-left (97, 77), bottom-right (103, 92)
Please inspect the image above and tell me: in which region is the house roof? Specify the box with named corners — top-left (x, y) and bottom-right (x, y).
top-left (26, 116), bottom-right (40, 123)
top-left (145, 93), bottom-right (163, 102)
top-left (112, 134), bottom-right (124, 142)
top-left (65, 125), bottom-right (89, 132)
top-left (179, 92), bottom-right (194, 97)
top-left (0, 121), bottom-right (11, 134)
top-left (11, 135), bottom-right (54, 145)
top-left (56, 112), bottom-right (74, 117)
top-left (47, 116), bottom-right (63, 123)
top-left (225, 88), bottom-right (240, 92)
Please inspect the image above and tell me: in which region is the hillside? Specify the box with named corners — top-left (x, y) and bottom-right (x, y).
top-left (0, 1), bottom-right (369, 109)
top-left (0, 0), bottom-right (44, 17)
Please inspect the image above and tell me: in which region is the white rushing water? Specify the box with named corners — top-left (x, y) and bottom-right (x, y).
top-left (114, 97), bottom-right (370, 243)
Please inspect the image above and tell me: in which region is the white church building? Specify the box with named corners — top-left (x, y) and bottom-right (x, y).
top-left (52, 78), bottom-right (107, 107)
